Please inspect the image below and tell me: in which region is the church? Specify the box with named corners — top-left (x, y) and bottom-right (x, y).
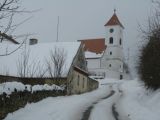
top-left (79, 10), bottom-right (129, 80)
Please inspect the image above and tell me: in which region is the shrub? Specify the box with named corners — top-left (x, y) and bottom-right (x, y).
top-left (138, 32), bottom-right (160, 90)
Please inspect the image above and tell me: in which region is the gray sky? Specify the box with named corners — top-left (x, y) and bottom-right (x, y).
top-left (16, 0), bottom-right (152, 43)
top-left (15, 0), bottom-right (152, 74)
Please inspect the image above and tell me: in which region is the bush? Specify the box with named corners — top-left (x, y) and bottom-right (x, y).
top-left (138, 32), bottom-right (160, 90)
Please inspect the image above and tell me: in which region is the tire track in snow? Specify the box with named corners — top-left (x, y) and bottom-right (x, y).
top-left (112, 103), bottom-right (119, 120)
top-left (81, 90), bottom-right (115, 120)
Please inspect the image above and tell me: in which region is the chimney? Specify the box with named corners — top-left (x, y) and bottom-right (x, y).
top-left (29, 38), bottom-right (38, 45)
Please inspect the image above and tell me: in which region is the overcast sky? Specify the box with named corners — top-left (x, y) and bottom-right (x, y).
top-left (14, 0), bottom-right (152, 75)
top-left (14, 0), bottom-right (152, 67)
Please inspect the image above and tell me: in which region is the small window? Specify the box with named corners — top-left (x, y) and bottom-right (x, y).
top-left (77, 75), bottom-right (80, 86)
top-left (110, 28), bottom-right (114, 33)
top-left (83, 78), bottom-right (85, 88)
top-left (119, 39), bottom-right (122, 45)
top-left (120, 75), bottom-right (123, 80)
top-left (110, 51), bottom-right (112, 55)
top-left (109, 37), bottom-right (113, 44)
top-left (109, 64), bottom-right (112, 67)
top-left (86, 61), bottom-right (88, 66)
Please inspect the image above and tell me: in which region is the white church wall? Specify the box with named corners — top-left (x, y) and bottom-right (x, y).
top-left (105, 26), bottom-right (123, 47)
top-left (86, 58), bottom-right (101, 69)
top-left (89, 68), bottom-right (123, 79)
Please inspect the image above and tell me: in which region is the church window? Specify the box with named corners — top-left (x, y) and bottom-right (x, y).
top-left (109, 37), bottom-right (113, 44)
top-left (110, 28), bottom-right (114, 33)
top-left (109, 64), bottom-right (112, 67)
top-left (120, 39), bottom-right (122, 45)
top-left (110, 51), bottom-right (112, 55)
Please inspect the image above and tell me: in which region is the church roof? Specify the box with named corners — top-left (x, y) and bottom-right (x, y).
top-left (104, 12), bottom-right (124, 28)
top-left (78, 38), bottom-right (106, 54)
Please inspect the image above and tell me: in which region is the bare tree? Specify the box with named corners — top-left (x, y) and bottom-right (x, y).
top-left (46, 47), bottom-right (67, 78)
top-left (0, 0), bottom-right (37, 56)
top-left (139, 0), bottom-right (160, 41)
top-left (16, 46), bottom-right (30, 77)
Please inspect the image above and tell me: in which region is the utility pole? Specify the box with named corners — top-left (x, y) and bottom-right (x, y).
top-left (56, 16), bottom-right (59, 42)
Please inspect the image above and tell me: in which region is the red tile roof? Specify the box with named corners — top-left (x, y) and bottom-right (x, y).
top-left (78, 38), bottom-right (106, 54)
top-left (104, 13), bottom-right (124, 28)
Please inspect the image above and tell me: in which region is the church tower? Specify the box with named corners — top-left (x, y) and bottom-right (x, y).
top-left (101, 10), bottom-right (125, 79)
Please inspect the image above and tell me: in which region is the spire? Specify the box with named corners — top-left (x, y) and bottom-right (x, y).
top-left (114, 9), bottom-right (116, 14)
top-left (104, 10), bottom-right (124, 29)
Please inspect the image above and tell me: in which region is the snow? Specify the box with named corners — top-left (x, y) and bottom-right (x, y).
top-left (85, 51), bottom-right (103, 59)
top-left (117, 79), bottom-right (160, 120)
top-left (3, 78), bottom-right (160, 120)
top-left (4, 86), bottom-right (111, 120)
top-left (0, 42), bottom-right (80, 77)
top-left (99, 78), bottom-right (160, 120)
top-left (0, 82), bottom-right (63, 95)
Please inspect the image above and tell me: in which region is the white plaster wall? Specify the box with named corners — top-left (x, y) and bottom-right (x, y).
top-left (102, 25), bottom-right (124, 73)
top-left (88, 68), bottom-right (123, 79)
top-left (86, 58), bottom-right (101, 69)
top-left (101, 59), bottom-right (123, 72)
top-left (105, 25), bottom-right (123, 47)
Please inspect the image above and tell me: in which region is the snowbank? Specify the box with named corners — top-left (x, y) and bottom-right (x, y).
top-left (117, 79), bottom-right (160, 120)
top-left (0, 82), bottom-right (63, 95)
top-left (4, 86), bottom-right (111, 120)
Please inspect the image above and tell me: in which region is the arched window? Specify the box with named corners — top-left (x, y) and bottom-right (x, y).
top-left (109, 37), bottom-right (113, 44)
top-left (119, 39), bottom-right (122, 45)
top-left (110, 51), bottom-right (112, 55)
top-left (109, 64), bottom-right (112, 67)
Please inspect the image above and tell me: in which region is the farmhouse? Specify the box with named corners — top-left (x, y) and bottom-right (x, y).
top-left (0, 41), bottom-right (98, 95)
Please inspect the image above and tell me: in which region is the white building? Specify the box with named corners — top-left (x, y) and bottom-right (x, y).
top-left (79, 11), bottom-right (129, 80)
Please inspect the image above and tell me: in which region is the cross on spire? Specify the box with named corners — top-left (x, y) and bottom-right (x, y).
top-left (114, 9), bottom-right (116, 14)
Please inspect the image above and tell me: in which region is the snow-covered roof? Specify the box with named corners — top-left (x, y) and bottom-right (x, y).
top-left (0, 42), bottom-right (81, 77)
top-left (85, 51), bottom-right (104, 59)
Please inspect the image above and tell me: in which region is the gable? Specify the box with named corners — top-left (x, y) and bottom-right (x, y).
top-left (104, 13), bottom-right (124, 28)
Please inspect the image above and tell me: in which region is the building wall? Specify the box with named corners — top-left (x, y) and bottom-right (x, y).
top-left (66, 44), bottom-right (98, 94)
top-left (68, 70), bottom-right (98, 95)
top-left (98, 25), bottom-right (125, 79)
top-left (86, 58), bottom-right (101, 69)
top-left (71, 70), bottom-right (88, 94)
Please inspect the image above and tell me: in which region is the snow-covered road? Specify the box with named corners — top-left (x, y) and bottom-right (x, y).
top-left (4, 84), bottom-right (115, 120)
top-left (4, 82), bottom-right (125, 120)
top-left (5, 79), bottom-right (160, 120)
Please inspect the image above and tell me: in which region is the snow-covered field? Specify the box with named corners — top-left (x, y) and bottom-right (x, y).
top-left (3, 78), bottom-right (160, 120)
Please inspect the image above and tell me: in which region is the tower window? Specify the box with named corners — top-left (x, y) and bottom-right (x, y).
top-left (120, 39), bottom-right (122, 45)
top-left (109, 37), bottom-right (113, 44)
top-left (110, 51), bottom-right (112, 55)
top-left (109, 64), bottom-right (112, 67)
top-left (110, 28), bottom-right (114, 33)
